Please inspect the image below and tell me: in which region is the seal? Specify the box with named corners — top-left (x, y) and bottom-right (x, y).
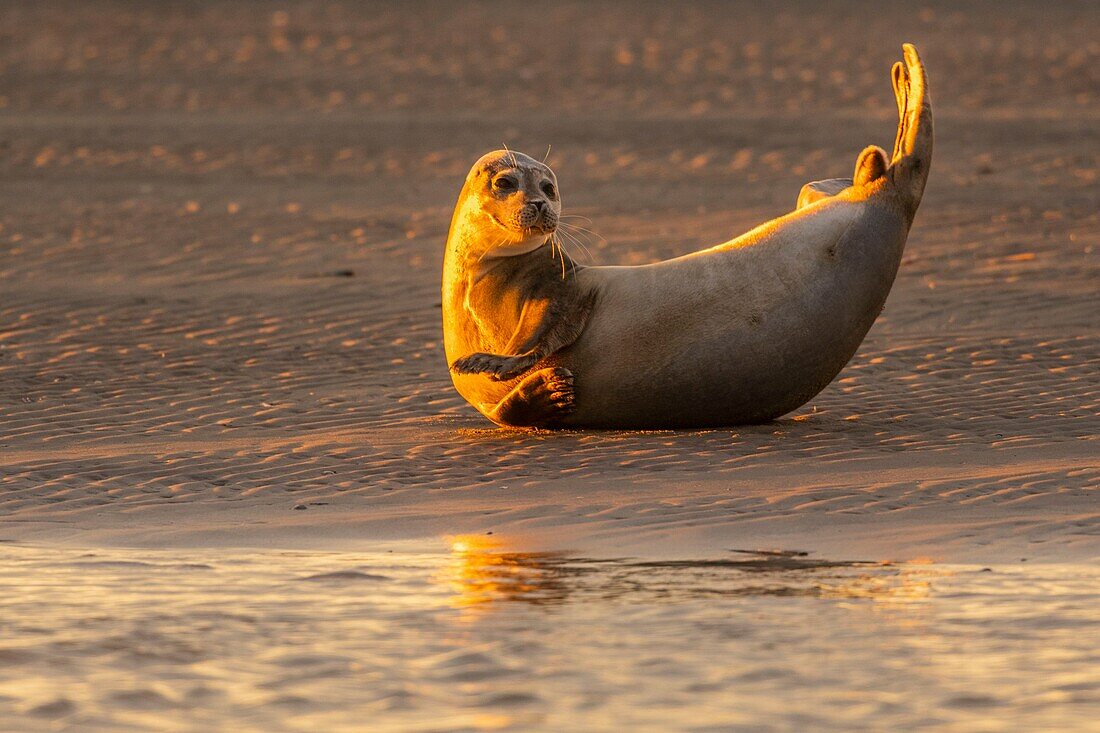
top-left (443, 45), bottom-right (932, 428)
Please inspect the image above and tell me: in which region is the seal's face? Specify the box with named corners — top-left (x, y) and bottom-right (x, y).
top-left (482, 160), bottom-right (559, 236)
top-left (461, 150), bottom-right (561, 259)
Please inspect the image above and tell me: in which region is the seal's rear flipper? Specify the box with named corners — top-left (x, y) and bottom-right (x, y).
top-left (797, 178), bottom-right (853, 210)
top-left (854, 145), bottom-right (888, 186)
top-left (796, 145), bottom-right (886, 210)
top-left (887, 43), bottom-right (933, 221)
top-left (798, 46), bottom-right (930, 218)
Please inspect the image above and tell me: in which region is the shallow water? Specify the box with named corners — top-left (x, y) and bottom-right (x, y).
top-left (0, 540), bottom-right (1096, 732)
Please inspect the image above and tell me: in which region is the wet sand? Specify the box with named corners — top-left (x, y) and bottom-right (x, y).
top-left (2, 542), bottom-right (1098, 732)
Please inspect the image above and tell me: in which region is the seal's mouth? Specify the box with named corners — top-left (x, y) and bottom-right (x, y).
top-left (524, 222), bottom-right (557, 235)
top-left (487, 211), bottom-right (556, 238)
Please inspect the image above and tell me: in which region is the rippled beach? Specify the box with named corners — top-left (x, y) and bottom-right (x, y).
top-left (1, 1), bottom-right (1098, 730)
top-left (1, 540), bottom-right (1097, 732)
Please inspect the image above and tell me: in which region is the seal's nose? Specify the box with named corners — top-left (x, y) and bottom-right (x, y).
top-left (519, 200), bottom-right (553, 229)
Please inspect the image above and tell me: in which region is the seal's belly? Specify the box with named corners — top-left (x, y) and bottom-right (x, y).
top-left (556, 204), bottom-right (906, 428)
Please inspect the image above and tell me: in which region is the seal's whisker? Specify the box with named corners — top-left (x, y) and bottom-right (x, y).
top-left (502, 143), bottom-right (518, 168)
top-left (549, 236), bottom-right (561, 278)
top-left (568, 233), bottom-right (594, 265)
top-left (555, 227), bottom-right (593, 264)
top-left (558, 233), bottom-right (599, 261)
top-left (556, 223), bottom-right (603, 260)
top-left (557, 221), bottom-right (602, 244)
top-left (554, 222), bottom-right (587, 251)
top-left (558, 220), bottom-right (606, 243)
top-left (551, 233), bottom-right (569, 266)
top-left (555, 235), bottom-right (577, 279)
top-left (556, 233), bottom-right (582, 276)
top-left (558, 219), bottom-right (602, 236)
top-left (475, 236), bottom-right (510, 265)
top-left (569, 236), bottom-right (594, 266)
top-left (552, 235), bottom-right (573, 280)
top-left (542, 144), bottom-right (552, 164)
top-left (559, 214), bottom-right (596, 225)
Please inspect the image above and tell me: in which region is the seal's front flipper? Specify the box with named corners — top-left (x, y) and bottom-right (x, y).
top-left (483, 367), bottom-right (575, 427)
top-left (450, 351), bottom-right (539, 381)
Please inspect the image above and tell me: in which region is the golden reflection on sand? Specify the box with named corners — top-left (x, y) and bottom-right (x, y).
top-left (0, 544), bottom-right (1094, 731)
top-left (828, 559), bottom-right (939, 601)
top-left (439, 535), bottom-right (943, 626)
top-left (441, 535), bottom-right (573, 619)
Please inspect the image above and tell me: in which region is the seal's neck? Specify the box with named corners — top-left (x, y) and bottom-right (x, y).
top-left (468, 237), bottom-right (553, 282)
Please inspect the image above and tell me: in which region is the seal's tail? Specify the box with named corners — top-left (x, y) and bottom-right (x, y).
top-left (886, 43), bottom-right (933, 222)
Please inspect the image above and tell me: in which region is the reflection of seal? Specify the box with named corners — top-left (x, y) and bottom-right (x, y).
top-left (444, 45), bottom-right (932, 428)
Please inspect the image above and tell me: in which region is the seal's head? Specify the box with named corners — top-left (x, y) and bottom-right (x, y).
top-left (451, 149), bottom-right (560, 260)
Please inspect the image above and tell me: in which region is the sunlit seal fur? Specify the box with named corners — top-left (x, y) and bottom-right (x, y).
top-left (443, 45), bottom-right (933, 428)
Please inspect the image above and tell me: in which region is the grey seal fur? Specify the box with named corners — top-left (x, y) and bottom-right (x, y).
top-left (443, 44), bottom-right (932, 428)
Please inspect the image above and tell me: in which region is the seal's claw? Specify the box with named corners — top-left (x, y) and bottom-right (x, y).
top-left (450, 353), bottom-right (490, 375)
top-left (549, 391), bottom-right (576, 412)
top-left (533, 367), bottom-right (577, 417)
top-left (489, 353), bottom-right (539, 381)
top-left (450, 351), bottom-right (539, 381)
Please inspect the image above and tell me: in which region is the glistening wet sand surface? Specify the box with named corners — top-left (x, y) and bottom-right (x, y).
top-left (0, 1), bottom-right (1098, 730)
top-left (2, 541), bottom-right (1098, 732)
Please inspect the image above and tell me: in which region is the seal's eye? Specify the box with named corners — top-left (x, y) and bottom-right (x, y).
top-left (541, 181), bottom-right (557, 199)
top-left (493, 176), bottom-right (517, 192)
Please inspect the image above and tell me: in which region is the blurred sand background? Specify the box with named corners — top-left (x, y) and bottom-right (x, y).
top-left (0, 0), bottom-right (1096, 562)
